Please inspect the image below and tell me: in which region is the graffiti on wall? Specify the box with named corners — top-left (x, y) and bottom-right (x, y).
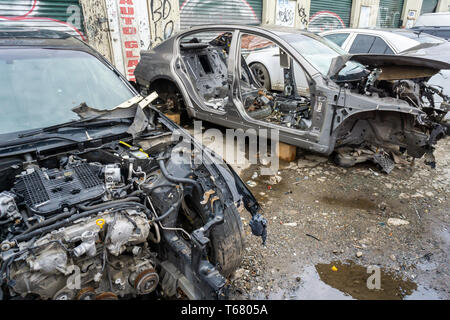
top-left (308, 11), bottom-right (346, 32)
top-left (149, 0), bottom-right (179, 46)
top-left (377, 6), bottom-right (401, 28)
top-left (116, 0), bottom-right (141, 81)
top-left (298, 4), bottom-right (308, 28)
top-left (0, 0), bottom-right (85, 39)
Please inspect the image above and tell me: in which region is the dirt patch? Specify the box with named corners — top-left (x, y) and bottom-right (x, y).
top-left (229, 138), bottom-right (450, 300)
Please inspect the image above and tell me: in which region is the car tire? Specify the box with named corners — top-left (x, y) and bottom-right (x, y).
top-left (332, 152), bottom-right (357, 168)
top-left (250, 63), bottom-right (271, 90)
top-left (208, 205), bottom-right (245, 277)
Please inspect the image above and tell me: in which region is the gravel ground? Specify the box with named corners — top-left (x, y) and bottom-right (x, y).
top-left (226, 137), bottom-right (450, 300)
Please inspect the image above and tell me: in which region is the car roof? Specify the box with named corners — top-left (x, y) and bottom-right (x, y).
top-left (184, 24), bottom-right (314, 37)
top-left (321, 28), bottom-right (419, 35)
top-left (0, 28), bottom-right (90, 50)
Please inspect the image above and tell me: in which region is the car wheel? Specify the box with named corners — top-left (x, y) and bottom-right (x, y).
top-left (208, 206), bottom-right (245, 277)
top-left (181, 198), bottom-right (245, 277)
top-left (250, 63), bottom-right (271, 90)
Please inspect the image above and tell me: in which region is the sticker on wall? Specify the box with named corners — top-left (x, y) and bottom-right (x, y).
top-left (276, 0), bottom-right (296, 27)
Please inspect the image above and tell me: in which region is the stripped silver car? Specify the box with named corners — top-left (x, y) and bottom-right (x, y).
top-left (135, 25), bottom-right (449, 173)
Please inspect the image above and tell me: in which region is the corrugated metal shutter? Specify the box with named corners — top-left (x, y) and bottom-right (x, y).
top-left (421, 0), bottom-right (438, 14)
top-left (179, 0), bottom-right (262, 31)
top-left (0, 0), bottom-right (85, 38)
top-left (377, 0), bottom-right (405, 28)
top-left (308, 0), bottom-right (352, 32)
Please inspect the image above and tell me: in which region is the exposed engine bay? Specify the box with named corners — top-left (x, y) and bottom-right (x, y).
top-left (330, 62), bottom-right (449, 172)
top-left (0, 103), bottom-right (266, 300)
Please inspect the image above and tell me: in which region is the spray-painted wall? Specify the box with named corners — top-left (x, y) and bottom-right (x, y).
top-left (0, 0), bottom-right (86, 38)
top-left (92, 0), bottom-right (180, 81)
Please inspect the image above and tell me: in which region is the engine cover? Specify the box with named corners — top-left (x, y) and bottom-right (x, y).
top-left (13, 164), bottom-right (105, 215)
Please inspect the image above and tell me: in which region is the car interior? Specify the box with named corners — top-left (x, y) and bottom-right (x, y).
top-left (179, 31), bottom-right (313, 130)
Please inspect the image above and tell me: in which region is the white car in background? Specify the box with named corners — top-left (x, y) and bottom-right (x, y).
top-left (320, 28), bottom-right (445, 54)
top-left (245, 28), bottom-right (445, 94)
top-left (320, 28), bottom-right (450, 115)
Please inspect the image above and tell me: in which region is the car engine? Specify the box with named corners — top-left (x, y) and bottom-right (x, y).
top-left (0, 125), bottom-right (264, 300)
top-left (0, 150), bottom-right (164, 300)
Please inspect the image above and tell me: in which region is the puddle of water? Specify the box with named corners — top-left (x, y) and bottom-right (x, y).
top-left (319, 196), bottom-right (377, 211)
top-left (314, 261), bottom-right (417, 300)
top-left (258, 261), bottom-right (440, 300)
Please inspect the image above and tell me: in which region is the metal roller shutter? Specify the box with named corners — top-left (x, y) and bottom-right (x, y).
top-left (179, 0), bottom-right (262, 31)
top-left (0, 0), bottom-right (85, 38)
top-left (308, 0), bottom-right (352, 32)
top-left (421, 0), bottom-right (438, 14)
top-left (377, 0), bottom-right (405, 28)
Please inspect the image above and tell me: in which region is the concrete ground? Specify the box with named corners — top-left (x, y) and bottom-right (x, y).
top-left (193, 123), bottom-right (449, 300)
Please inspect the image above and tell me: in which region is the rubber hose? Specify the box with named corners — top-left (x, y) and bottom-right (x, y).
top-left (157, 159), bottom-right (202, 195)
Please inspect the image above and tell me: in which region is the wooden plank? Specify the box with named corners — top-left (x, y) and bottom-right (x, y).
top-left (277, 142), bottom-right (297, 162)
top-left (164, 113), bottom-right (180, 125)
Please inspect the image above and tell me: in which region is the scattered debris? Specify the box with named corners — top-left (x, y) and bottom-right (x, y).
top-left (356, 251), bottom-right (363, 258)
top-left (265, 175), bottom-right (282, 185)
top-left (283, 222), bottom-right (298, 227)
top-left (246, 180), bottom-right (257, 187)
top-left (305, 234), bottom-right (321, 241)
top-left (387, 218), bottom-right (410, 226)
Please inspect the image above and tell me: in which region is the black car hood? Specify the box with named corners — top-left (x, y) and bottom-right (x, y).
top-left (399, 41), bottom-right (450, 65)
top-left (329, 51), bottom-right (450, 80)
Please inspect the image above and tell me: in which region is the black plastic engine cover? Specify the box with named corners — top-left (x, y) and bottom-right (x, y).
top-left (14, 163), bottom-right (105, 215)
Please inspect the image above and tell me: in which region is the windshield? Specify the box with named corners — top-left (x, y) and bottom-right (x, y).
top-left (279, 33), bottom-right (365, 76)
top-left (0, 48), bottom-right (136, 134)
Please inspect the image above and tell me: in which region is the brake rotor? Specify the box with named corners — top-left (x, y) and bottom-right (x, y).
top-left (134, 269), bottom-right (159, 295)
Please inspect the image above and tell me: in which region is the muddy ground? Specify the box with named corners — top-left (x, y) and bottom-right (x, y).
top-left (221, 136), bottom-right (450, 300)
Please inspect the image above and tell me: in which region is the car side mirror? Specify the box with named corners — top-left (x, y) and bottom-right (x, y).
top-left (279, 49), bottom-right (290, 69)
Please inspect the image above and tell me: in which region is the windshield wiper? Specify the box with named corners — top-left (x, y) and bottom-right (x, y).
top-left (18, 118), bottom-right (133, 138)
top-left (0, 134), bottom-right (80, 149)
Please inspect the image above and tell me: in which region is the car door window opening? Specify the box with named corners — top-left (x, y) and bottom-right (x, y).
top-left (240, 33), bottom-right (313, 130)
top-left (179, 31), bottom-right (232, 111)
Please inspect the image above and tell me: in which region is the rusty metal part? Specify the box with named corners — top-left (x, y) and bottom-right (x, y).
top-left (134, 269), bottom-right (159, 295)
top-left (76, 287), bottom-right (96, 300)
top-left (95, 292), bottom-right (119, 300)
top-left (200, 189), bottom-right (215, 205)
top-left (210, 196), bottom-right (220, 213)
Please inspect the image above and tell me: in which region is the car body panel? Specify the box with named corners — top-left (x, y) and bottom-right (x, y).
top-left (135, 24), bottom-right (448, 166)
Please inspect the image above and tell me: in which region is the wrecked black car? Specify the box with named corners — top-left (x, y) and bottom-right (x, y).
top-left (135, 25), bottom-right (449, 173)
top-left (0, 29), bottom-right (266, 300)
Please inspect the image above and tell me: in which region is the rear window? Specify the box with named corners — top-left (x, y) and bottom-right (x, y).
top-left (349, 34), bottom-right (394, 54)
